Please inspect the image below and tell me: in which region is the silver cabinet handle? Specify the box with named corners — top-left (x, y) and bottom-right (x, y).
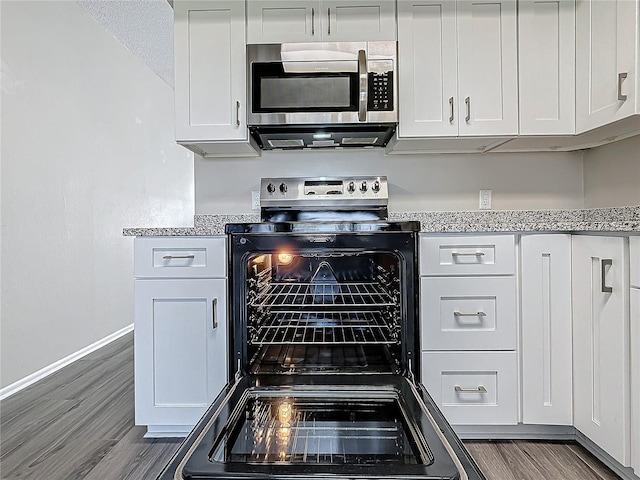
top-left (162, 254), bottom-right (195, 260)
top-left (311, 8), bottom-right (315, 35)
top-left (601, 259), bottom-right (613, 293)
top-left (452, 251), bottom-right (485, 257)
top-left (449, 96), bottom-right (454, 123)
top-left (455, 385), bottom-right (487, 394)
top-left (212, 298), bottom-right (218, 329)
top-left (618, 72), bottom-right (628, 101)
top-left (235, 100), bottom-right (240, 126)
top-left (327, 7), bottom-right (331, 35)
top-left (465, 96), bottom-right (471, 122)
top-left (454, 311), bottom-right (487, 317)
top-left (358, 49), bottom-right (368, 122)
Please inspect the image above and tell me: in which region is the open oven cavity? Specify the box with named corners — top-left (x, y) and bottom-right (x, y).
top-left (245, 250), bottom-right (404, 375)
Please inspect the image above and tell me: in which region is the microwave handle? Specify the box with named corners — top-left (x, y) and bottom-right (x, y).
top-left (358, 50), bottom-right (367, 122)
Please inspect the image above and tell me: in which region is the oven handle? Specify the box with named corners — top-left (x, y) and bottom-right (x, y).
top-left (212, 298), bottom-right (218, 329)
top-left (358, 49), bottom-right (367, 122)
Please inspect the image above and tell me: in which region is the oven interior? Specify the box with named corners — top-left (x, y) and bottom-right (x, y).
top-left (245, 249), bottom-right (404, 375)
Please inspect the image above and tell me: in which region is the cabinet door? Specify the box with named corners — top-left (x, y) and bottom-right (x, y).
top-left (521, 234), bottom-right (573, 426)
top-left (323, 0), bottom-right (397, 41)
top-left (174, 0), bottom-right (248, 142)
top-left (572, 235), bottom-right (630, 466)
top-left (456, 0), bottom-right (518, 136)
top-left (576, 0), bottom-right (638, 132)
top-left (631, 287), bottom-right (640, 475)
top-left (247, 1), bottom-right (317, 43)
top-left (135, 279), bottom-right (228, 428)
top-left (518, 0), bottom-right (575, 135)
top-left (397, 0), bottom-right (458, 137)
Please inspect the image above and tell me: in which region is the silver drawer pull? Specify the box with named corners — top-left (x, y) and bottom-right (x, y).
top-left (618, 72), bottom-right (628, 101)
top-left (601, 258), bottom-right (613, 293)
top-left (212, 298), bottom-right (218, 329)
top-left (454, 311), bottom-right (487, 317)
top-left (162, 254), bottom-right (195, 260)
top-left (455, 385), bottom-right (487, 394)
top-left (452, 251), bottom-right (485, 257)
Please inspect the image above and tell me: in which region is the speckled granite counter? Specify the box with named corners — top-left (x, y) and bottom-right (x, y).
top-left (123, 206), bottom-right (640, 236)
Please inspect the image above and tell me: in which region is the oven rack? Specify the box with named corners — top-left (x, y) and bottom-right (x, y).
top-left (250, 311), bottom-right (398, 345)
top-left (249, 281), bottom-right (396, 308)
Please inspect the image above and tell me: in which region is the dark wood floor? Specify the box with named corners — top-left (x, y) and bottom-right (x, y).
top-left (0, 333), bottom-right (622, 480)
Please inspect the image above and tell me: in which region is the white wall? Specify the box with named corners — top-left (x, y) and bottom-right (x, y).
top-left (583, 135), bottom-right (640, 208)
top-left (0, 1), bottom-right (194, 389)
top-left (195, 149), bottom-right (585, 213)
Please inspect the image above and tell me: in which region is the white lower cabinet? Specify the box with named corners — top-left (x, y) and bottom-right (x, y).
top-left (133, 236), bottom-right (228, 436)
top-left (632, 286), bottom-right (640, 475)
top-left (422, 351), bottom-right (518, 425)
top-left (134, 279), bottom-right (227, 433)
top-left (572, 235), bottom-right (630, 467)
top-left (520, 234), bottom-right (573, 425)
top-left (629, 237), bottom-right (639, 476)
top-left (420, 233), bottom-right (518, 427)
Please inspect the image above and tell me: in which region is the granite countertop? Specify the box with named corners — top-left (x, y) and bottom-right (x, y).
top-left (123, 206), bottom-right (640, 236)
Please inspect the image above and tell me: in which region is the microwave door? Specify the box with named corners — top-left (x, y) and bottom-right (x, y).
top-left (156, 375), bottom-right (486, 480)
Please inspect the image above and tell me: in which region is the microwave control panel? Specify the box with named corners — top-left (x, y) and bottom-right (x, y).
top-left (368, 72), bottom-right (393, 111)
top-left (367, 60), bottom-right (394, 112)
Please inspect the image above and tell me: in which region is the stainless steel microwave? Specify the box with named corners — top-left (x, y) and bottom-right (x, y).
top-left (247, 41), bottom-right (398, 126)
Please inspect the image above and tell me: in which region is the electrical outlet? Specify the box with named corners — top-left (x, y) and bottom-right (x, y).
top-left (479, 189), bottom-right (492, 210)
top-left (251, 190), bottom-right (260, 211)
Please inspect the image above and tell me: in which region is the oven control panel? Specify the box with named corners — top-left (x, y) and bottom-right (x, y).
top-left (260, 176), bottom-right (388, 208)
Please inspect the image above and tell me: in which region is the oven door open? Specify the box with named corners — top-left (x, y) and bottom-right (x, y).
top-left (156, 374), bottom-right (486, 480)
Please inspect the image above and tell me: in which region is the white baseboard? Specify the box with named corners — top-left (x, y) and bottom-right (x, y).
top-left (0, 324), bottom-right (134, 401)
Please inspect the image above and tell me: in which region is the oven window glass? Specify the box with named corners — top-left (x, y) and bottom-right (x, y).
top-left (210, 392), bottom-right (432, 466)
top-left (245, 252), bottom-right (403, 374)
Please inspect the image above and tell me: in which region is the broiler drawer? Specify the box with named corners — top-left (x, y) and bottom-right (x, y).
top-left (421, 277), bottom-right (517, 350)
top-left (134, 237), bottom-right (226, 278)
top-left (420, 234), bottom-right (515, 276)
top-left (421, 351), bottom-right (518, 425)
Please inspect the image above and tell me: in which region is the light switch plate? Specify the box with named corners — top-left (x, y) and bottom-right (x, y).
top-left (251, 191), bottom-right (260, 210)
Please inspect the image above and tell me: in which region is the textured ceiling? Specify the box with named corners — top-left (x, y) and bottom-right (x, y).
top-left (76, 0), bottom-right (174, 87)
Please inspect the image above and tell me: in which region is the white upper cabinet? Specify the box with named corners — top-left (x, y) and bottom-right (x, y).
top-left (246, 0), bottom-right (397, 43)
top-left (397, 1), bottom-right (458, 137)
top-left (397, 0), bottom-right (518, 138)
top-left (576, 0), bottom-right (639, 133)
top-left (456, 0), bottom-right (518, 136)
top-left (174, 0), bottom-right (259, 157)
top-left (518, 0), bottom-right (575, 135)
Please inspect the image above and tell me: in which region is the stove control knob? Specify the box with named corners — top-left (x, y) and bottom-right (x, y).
top-left (266, 183), bottom-right (276, 194)
top-left (279, 183), bottom-right (288, 194)
top-left (347, 181), bottom-right (356, 193)
top-left (360, 181), bottom-right (368, 193)
top-left (372, 180), bottom-right (380, 193)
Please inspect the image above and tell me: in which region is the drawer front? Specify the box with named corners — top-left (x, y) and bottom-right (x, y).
top-left (420, 234), bottom-right (515, 276)
top-left (134, 237), bottom-right (226, 278)
top-left (421, 351), bottom-right (518, 425)
top-left (631, 236), bottom-right (639, 288)
top-left (421, 277), bottom-right (516, 350)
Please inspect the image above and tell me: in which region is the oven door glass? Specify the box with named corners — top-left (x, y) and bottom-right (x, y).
top-left (156, 375), bottom-right (486, 480)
